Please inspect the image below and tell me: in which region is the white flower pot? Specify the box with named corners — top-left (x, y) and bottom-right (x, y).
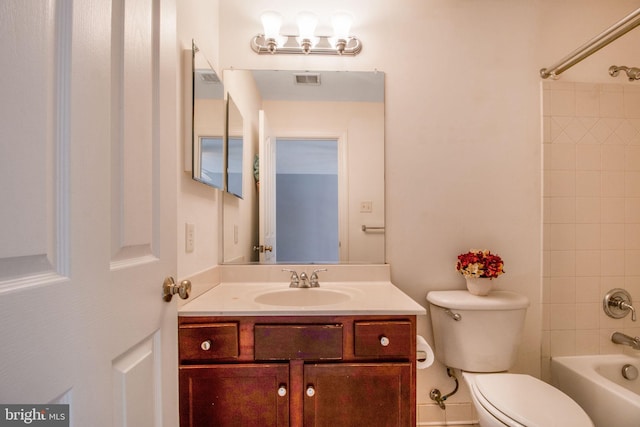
top-left (466, 277), bottom-right (494, 296)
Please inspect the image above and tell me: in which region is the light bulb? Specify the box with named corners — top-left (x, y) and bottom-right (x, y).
top-left (296, 11), bottom-right (319, 52)
top-left (331, 13), bottom-right (352, 40)
top-left (260, 11), bottom-right (282, 41)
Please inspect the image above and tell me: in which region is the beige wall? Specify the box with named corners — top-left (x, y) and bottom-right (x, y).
top-left (178, 0), bottom-right (640, 423)
top-left (177, 0), bottom-right (223, 278)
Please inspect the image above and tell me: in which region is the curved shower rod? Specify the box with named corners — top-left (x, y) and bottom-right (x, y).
top-left (540, 7), bottom-right (640, 79)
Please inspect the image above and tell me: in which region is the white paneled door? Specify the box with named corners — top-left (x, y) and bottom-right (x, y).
top-left (0, 1), bottom-right (179, 426)
top-left (258, 110), bottom-right (277, 263)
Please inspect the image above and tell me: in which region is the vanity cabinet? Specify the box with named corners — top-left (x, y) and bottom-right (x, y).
top-left (178, 315), bottom-right (416, 427)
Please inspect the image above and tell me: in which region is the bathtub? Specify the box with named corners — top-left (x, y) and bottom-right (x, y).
top-left (551, 354), bottom-right (640, 427)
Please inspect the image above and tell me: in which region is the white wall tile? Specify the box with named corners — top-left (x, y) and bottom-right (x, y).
top-left (543, 82), bottom-right (640, 362)
top-left (602, 172), bottom-right (625, 197)
top-left (550, 88), bottom-right (576, 117)
top-left (548, 276), bottom-right (576, 302)
top-left (575, 84), bottom-right (599, 117)
top-left (624, 90), bottom-right (640, 119)
top-left (625, 146), bottom-right (640, 171)
top-left (547, 224), bottom-right (575, 250)
top-left (550, 330), bottom-right (576, 356)
top-left (576, 145), bottom-right (601, 170)
top-left (576, 197), bottom-right (600, 223)
top-left (575, 276), bottom-right (600, 303)
top-left (547, 144), bottom-right (575, 170)
top-left (575, 224), bottom-right (600, 249)
top-left (546, 197), bottom-right (575, 223)
top-left (601, 197), bottom-right (625, 223)
top-left (576, 171), bottom-right (600, 197)
top-left (601, 250), bottom-right (625, 276)
top-left (602, 145), bottom-right (625, 170)
top-left (576, 250), bottom-right (601, 276)
top-left (600, 90), bottom-right (624, 118)
top-left (601, 223), bottom-right (625, 250)
top-left (626, 198), bottom-right (640, 222)
top-left (625, 171), bottom-right (640, 197)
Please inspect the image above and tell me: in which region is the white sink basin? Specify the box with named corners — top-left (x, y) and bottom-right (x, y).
top-left (254, 288), bottom-right (352, 307)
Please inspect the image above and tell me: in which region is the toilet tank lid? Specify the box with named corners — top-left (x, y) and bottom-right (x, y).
top-left (426, 290), bottom-right (529, 310)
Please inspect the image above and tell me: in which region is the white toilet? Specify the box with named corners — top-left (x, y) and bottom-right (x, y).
top-left (427, 290), bottom-right (593, 427)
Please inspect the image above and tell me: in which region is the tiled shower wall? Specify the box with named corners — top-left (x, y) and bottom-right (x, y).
top-left (542, 81), bottom-right (640, 380)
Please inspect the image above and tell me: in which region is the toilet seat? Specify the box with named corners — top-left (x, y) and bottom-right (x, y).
top-left (465, 373), bottom-right (593, 427)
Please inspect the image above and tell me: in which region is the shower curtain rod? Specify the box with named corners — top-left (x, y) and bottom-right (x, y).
top-left (540, 7), bottom-right (640, 79)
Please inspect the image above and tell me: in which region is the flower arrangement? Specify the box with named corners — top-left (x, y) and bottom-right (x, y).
top-left (456, 249), bottom-right (505, 279)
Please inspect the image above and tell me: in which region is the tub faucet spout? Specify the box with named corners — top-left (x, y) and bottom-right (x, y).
top-left (611, 332), bottom-right (640, 350)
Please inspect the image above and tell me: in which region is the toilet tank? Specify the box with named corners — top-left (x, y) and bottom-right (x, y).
top-left (427, 290), bottom-right (529, 372)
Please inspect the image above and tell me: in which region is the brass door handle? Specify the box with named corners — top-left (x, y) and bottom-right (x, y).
top-left (162, 276), bottom-right (191, 302)
top-left (252, 245), bottom-right (273, 253)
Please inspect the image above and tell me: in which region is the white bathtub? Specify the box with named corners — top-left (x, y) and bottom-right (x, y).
top-left (551, 354), bottom-right (640, 427)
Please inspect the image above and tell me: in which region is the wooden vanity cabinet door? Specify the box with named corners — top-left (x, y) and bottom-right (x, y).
top-left (302, 362), bottom-right (412, 427)
top-left (179, 364), bottom-right (289, 427)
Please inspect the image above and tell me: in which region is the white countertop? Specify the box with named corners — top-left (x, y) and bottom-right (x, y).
top-left (178, 281), bottom-right (426, 316)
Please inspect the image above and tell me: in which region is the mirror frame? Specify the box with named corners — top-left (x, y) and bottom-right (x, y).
top-left (225, 95), bottom-right (244, 198)
top-left (190, 41), bottom-right (225, 190)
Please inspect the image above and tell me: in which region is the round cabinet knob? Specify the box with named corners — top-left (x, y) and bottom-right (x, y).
top-left (380, 336), bottom-right (390, 347)
top-left (200, 340), bottom-right (212, 351)
top-left (306, 386), bottom-right (316, 397)
top-left (277, 385), bottom-right (287, 397)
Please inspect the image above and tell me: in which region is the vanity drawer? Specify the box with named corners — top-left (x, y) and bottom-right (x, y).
top-left (255, 324), bottom-right (343, 360)
top-left (179, 323), bottom-right (239, 362)
top-left (354, 321), bottom-right (412, 357)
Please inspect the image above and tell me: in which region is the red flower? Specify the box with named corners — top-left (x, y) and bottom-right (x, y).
top-left (456, 249), bottom-right (505, 279)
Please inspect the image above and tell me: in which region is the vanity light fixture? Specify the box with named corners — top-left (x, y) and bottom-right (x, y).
top-left (251, 11), bottom-right (362, 56)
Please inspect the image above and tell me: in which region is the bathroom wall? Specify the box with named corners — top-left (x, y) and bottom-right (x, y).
top-left (177, 0), bottom-right (640, 424)
top-left (542, 81), bottom-right (640, 380)
top-left (177, 0), bottom-right (223, 278)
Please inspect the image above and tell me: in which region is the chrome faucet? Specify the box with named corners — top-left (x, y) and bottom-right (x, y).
top-left (611, 332), bottom-right (640, 350)
top-left (282, 268), bottom-right (328, 288)
top-left (299, 272), bottom-right (310, 288)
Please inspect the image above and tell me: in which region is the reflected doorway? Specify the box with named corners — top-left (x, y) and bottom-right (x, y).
top-left (275, 138), bottom-right (339, 263)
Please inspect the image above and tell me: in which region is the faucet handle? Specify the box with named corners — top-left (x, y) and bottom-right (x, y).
top-left (621, 301), bottom-right (637, 321)
top-left (310, 268), bottom-right (327, 287)
top-left (604, 288), bottom-right (636, 321)
top-left (282, 269), bottom-right (299, 287)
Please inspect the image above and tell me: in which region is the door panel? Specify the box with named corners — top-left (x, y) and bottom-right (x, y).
top-left (179, 364), bottom-right (290, 427)
top-left (0, 1), bottom-right (178, 426)
top-left (303, 363), bottom-right (412, 427)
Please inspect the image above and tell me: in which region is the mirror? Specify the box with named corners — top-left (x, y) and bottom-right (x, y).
top-left (226, 96), bottom-right (244, 198)
top-left (191, 42), bottom-right (225, 189)
top-left (222, 69), bottom-right (385, 264)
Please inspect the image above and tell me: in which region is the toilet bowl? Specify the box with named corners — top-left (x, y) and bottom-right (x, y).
top-left (427, 290), bottom-right (593, 427)
top-left (463, 372), bottom-right (592, 426)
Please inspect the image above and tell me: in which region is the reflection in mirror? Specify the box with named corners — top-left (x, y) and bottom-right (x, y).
top-left (222, 69), bottom-right (385, 265)
top-left (226, 96), bottom-right (243, 198)
top-left (191, 42), bottom-right (225, 189)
